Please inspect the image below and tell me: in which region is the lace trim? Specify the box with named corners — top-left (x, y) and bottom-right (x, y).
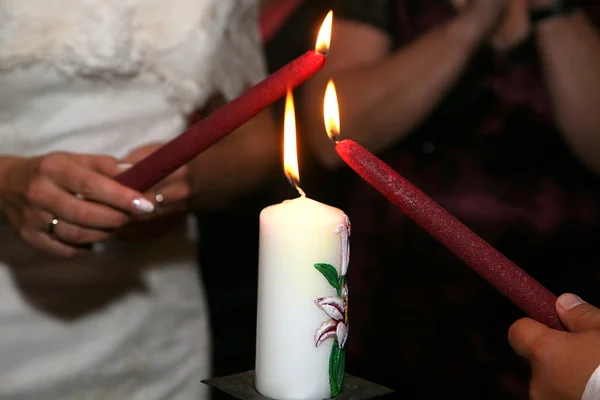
top-left (0, 0), bottom-right (266, 112)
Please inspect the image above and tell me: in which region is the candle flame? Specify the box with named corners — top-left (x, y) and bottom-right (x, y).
top-left (324, 80), bottom-right (340, 143)
top-left (315, 11), bottom-right (333, 54)
top-left (283, 89), bottom-right (305, 196)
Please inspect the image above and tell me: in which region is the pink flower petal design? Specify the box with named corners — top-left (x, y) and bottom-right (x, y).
top-left (336, 322), bottom-right (348, 348)
top-left (314, 320), bottom-right (337, 347)
top-left (315, 297), bottom-right (345, 321)
top-left (334, 214), bottom-right (351, 276)
top-left (345, 214), bottom-right (351, 236)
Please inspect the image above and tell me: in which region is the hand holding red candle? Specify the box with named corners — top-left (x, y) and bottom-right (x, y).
top-left (323, 80), bottom-right (563, 330)
top-left (115, 11), bottom-right (333, 193)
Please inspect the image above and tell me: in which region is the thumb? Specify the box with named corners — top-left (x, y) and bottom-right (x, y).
top-left (556, 293), bottom-right (600, 333)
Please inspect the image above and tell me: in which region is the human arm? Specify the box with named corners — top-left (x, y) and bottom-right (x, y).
top-left (187, 100), bottom-right (278, 210)
top-left (508, 293), bottom-right (600, 400)
top-left (453, 0), bottom-right (531, 50)
top-left (532, 3), bottom-right (600, 173)
top-left (302, 0), bottom-right (507, 168)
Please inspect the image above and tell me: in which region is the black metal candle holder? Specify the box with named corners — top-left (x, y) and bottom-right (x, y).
top-left (203, 370), bottom-right (393, 400)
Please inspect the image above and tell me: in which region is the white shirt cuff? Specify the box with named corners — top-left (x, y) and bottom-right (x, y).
top-left (583, 364), bottom-right (600, 400)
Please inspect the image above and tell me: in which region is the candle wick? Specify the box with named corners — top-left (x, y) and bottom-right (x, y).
top-left (286, 174), bottom-right (307, 197)
top-left (296, 185), bottom-right (306, 197)
top-left (327, 128), bottom-right (341, 144)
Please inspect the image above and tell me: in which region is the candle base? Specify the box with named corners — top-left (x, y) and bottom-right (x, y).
top-left (202, 371), bottom-right (393, 400)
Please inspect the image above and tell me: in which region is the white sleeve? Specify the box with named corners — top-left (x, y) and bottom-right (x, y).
top-left (583, 364), bottom-right (600, 400)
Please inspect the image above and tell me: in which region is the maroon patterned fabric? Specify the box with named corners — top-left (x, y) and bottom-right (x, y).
top-left (332, 1), bottom-right (600, 398)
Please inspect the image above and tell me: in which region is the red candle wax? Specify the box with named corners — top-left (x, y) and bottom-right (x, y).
top-left (336, 139), bottom-right (562, 330)
top-left (115, 50), bottom-right (325, 192)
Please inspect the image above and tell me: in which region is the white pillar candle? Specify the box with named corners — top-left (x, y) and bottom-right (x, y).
top-left (256, 195), bottom-right (350, 400)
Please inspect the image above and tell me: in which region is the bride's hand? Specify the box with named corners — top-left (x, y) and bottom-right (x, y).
top-left (119, 143), bottom-right (192, 218)
top-left (0, 153), bottom-right (154, 257)
top-left (113, 143), bottom-right (191, 241)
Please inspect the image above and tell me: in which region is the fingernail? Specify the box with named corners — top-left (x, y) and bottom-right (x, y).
top-left (557, 293), bottom-right (585, 310)
top-left (118, 163), bottom-right (133, 170)
top-left (132, 198), bottom-right (154, 214)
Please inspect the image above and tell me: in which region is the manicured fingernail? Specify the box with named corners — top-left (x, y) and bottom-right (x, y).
top-left (132, 198), bottom-right (154, 213)
top-left (118, 163), bottom-right (133, 170)
top-left (557, 293), bottom-right (585, 310)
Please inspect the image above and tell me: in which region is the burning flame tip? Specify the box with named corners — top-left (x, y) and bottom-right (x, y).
top-left (324, 80), bottom-right (340, 143)
top-left (283, 88), bottom-right (301, 191)
top-left (315, 11), bottom-right (333, 54)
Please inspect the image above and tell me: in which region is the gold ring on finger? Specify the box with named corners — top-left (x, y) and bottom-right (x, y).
top-left (48, 217), bottom-right (59, 237)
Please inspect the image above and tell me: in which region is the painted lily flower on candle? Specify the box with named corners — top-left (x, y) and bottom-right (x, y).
top-left (335, 214), bottom-right (350, 276)
top-left (313, 214), bottom-right (350, 397)
top-left (314, 289), bottom-right (348, 348)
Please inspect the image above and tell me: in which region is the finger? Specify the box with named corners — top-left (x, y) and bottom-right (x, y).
top-left (166, 165), bottom-right (188, 181)
top-left (556, 293), bottom-right (600, 333)
top-left (78, 154), bottom-right (128, 178)
top-left (73, 163), bottom-right (133, 198)
top-left (148, 165), bottom-right (188, 190)
top-left (149, 181), bottom-right (191, 207)
top-left (49, 160), bottom-right (155, 214)
top-left (36, 210), bottom-right (112, 244)
top-left (508, 317), bottom-right (551, 360)
top-left (21, 229), bottom-right (82, 258)
top-left (26, 179), bottom-right (131, 229)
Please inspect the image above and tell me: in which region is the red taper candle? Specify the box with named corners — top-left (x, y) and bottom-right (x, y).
top-left (323, 81), bottom-right (562, 330)
top-left (115, 11), bottom-right (333, 193)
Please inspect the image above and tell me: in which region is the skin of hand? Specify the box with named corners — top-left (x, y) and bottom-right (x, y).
top-left (452, 0), bottom-right (530, 50)
top-left (508, 294), bottom-right (600, 400)
top-left (119, 143), bottom-right (191, 217)
top-left (456, 0), bottom-right (510, 39)
top-left (111, 143), bottom-right (191, 241)
top-left (0, 153), bottom-right (153, 257)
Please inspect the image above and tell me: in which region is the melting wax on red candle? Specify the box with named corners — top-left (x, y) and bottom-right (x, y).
top-left (116, 11), bottom-right (333, 193)
top-left (323, 81), bottom-right (562, 330)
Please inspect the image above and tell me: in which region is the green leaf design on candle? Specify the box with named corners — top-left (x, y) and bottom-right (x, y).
top-left (314, 215), bottom-right (350, 398)
top-left (329, 340), bottom-right (345, 397)
top-left (314, 265), bottom-right (348, 398)
top-left (314, 263), bottom-right (341, 292)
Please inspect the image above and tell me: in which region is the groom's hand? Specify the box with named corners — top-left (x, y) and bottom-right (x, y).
top-left (508, 293), bottom-right (600, 400)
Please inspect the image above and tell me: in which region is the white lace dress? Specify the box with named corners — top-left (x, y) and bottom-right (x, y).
top-left (0, 0), bottom-right (265, 398)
